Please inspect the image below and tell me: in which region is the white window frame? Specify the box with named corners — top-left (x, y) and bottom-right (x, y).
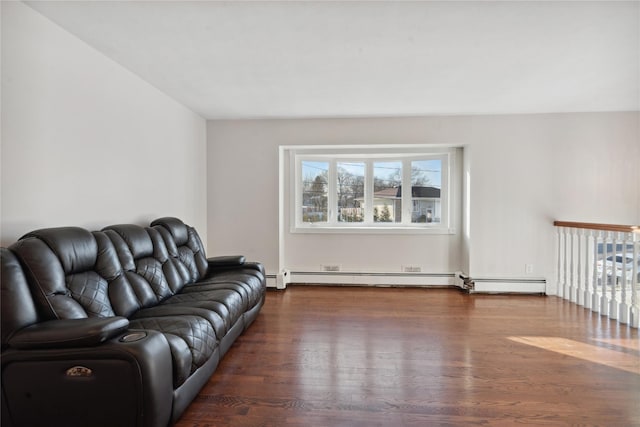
top-left (291, 146), bottom-right (456, 234)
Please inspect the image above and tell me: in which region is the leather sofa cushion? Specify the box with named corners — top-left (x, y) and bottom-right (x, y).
top-left (191, 272), bottom-right (265, 310)
top-left (100, 227), bottom-right (177, 312)
top-left (151, 217), bottom-right (189, 246)
top-left (160, 289), bottom-right (244, 336)
top-left (21, 227), bottom-right (97, 275)
top-left (131, 305), bottom-right (226, 347)
top-left (129, 315), bottom-right (216, 388)
top-left (10, 233), bottom-right (107, 320)
top-left (150, 219), bottom-right (208, 282)
top-left (103, 224), bottom-right (154, 259)
top-left (181, 281), bottom-right (251, 312)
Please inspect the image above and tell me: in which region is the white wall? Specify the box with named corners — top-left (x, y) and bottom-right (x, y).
top-left (1, 2), bottom-right (207, 246)
top-left (207, 113), bottom-right (639, 291)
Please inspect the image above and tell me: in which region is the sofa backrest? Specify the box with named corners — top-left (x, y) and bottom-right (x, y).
top-left (9, 227), bottom-right (117, 320)
top-left (150, 217), bottom-right (208, 283)
top-left (100, 223), bottom-right (198, 316)
top-left (2, 218), bottom-right (210, 325)
top-left (1, 248), bottom-right (39, 350)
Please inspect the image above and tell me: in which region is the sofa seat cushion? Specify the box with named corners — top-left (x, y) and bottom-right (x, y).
top-left (128, 315), bottom-right (216, 388)
top-left (131, 305), bottom-right (226, 347)
top-left (180, 281), bottom-right (250, 310)
top-left (182, 274), bottom-right (264, 311)
top-left (160, 289), bottom-right (244, 334)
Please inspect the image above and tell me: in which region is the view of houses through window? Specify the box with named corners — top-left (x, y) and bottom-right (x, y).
top-left (337, 161), bottom-right (365, 222)
top-left (296, 149), bottom-right (451, 231)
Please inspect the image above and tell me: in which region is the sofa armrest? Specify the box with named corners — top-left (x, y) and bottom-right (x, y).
top-left (205, 257), bottom-right (265, 279)
top-left (8, 317), bottom-right (129, 350)
top-left (207, 255), bottom-right (246, 268)
top-left (2, 329), bottom-right (173, 427)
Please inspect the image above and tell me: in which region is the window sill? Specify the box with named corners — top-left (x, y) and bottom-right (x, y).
top-left (291, 225), bottom-right (456, 235)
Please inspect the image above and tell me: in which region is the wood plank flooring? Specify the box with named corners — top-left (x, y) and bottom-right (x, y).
top-left (176, 286), bottom-right (640, 427)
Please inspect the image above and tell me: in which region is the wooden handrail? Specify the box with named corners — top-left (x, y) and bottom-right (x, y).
top-left (554, 221), bottom-right (640, 233)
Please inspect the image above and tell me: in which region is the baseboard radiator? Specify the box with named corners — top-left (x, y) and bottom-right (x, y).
top-left (286, 271), bottom-right (456, 287)
top-left (269, 270), bottom-right (545, 294)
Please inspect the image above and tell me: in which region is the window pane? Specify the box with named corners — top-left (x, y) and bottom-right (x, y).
top-left (302, 161), bottom-right (328, 223)
top-left (337, 162), bottom-right (365, 222)
top-left (411, 159), bottom-right (441, 223)
top-left (373, 161), bottom-right (402, 223)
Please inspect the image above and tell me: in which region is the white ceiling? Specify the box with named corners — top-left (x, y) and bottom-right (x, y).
top-left (25, 1), bottom-right (640, 120)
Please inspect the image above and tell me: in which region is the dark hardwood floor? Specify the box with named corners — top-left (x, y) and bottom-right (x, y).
top-left (176, 286), bottom-right (640, 427)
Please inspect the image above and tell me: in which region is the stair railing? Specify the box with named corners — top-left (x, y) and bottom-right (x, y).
top-left (554, 221), bottom-right (639, 328)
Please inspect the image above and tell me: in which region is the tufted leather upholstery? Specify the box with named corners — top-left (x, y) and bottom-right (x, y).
top-left (1, 218), bottom-right (265, 427)
top-left (10, 227), bottom-right (114, 320)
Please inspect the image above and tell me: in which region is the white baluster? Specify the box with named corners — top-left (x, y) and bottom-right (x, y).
top-left (569, 228), bottom-right (575, 301)
top-left (575, 229), bottom-right (580, 303)
top-left (563, 227), bottom-right (568, 299)
top-left (557, 227), bottom-right (563, 298)
top-left (609, 233), bottom-right (619, 320)
top-left (583, 230), bottom-right (592, 310)
top-left (631, 234), bottom-right (639, 328)
top-left (592, 231), bottom-right (601, 312)
top-left (600, 231), bottom-right (610, 317)
top-left (564, 228), bottom-right (573, 301)
top-left (576, 229), bottom-right (584, 306)
top-left (618, 233), bottom-right (629, 324)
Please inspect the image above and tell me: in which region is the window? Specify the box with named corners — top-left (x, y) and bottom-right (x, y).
top-left (301, 161), bottom-right (328, 223)
top-left (292, 146), bottom-right (456, 233)
top-left (337, 161), bottom-right (365, 223)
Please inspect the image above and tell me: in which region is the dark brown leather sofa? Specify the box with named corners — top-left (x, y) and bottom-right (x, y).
top-left (1, 217), bottom-right (266, 427)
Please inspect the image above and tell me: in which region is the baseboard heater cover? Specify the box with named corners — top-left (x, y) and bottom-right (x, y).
top-left (288, 271), bottom-right (456, 287)
top-left (265, 274), bottom-right (278, 288)
top-left (269, 271), bottom-right (546, 293)
top-left (470, 277), bottom-right (547, 294)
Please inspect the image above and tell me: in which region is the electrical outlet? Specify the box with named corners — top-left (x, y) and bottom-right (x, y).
top-left (525, 264), bottom-right (534, 274)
